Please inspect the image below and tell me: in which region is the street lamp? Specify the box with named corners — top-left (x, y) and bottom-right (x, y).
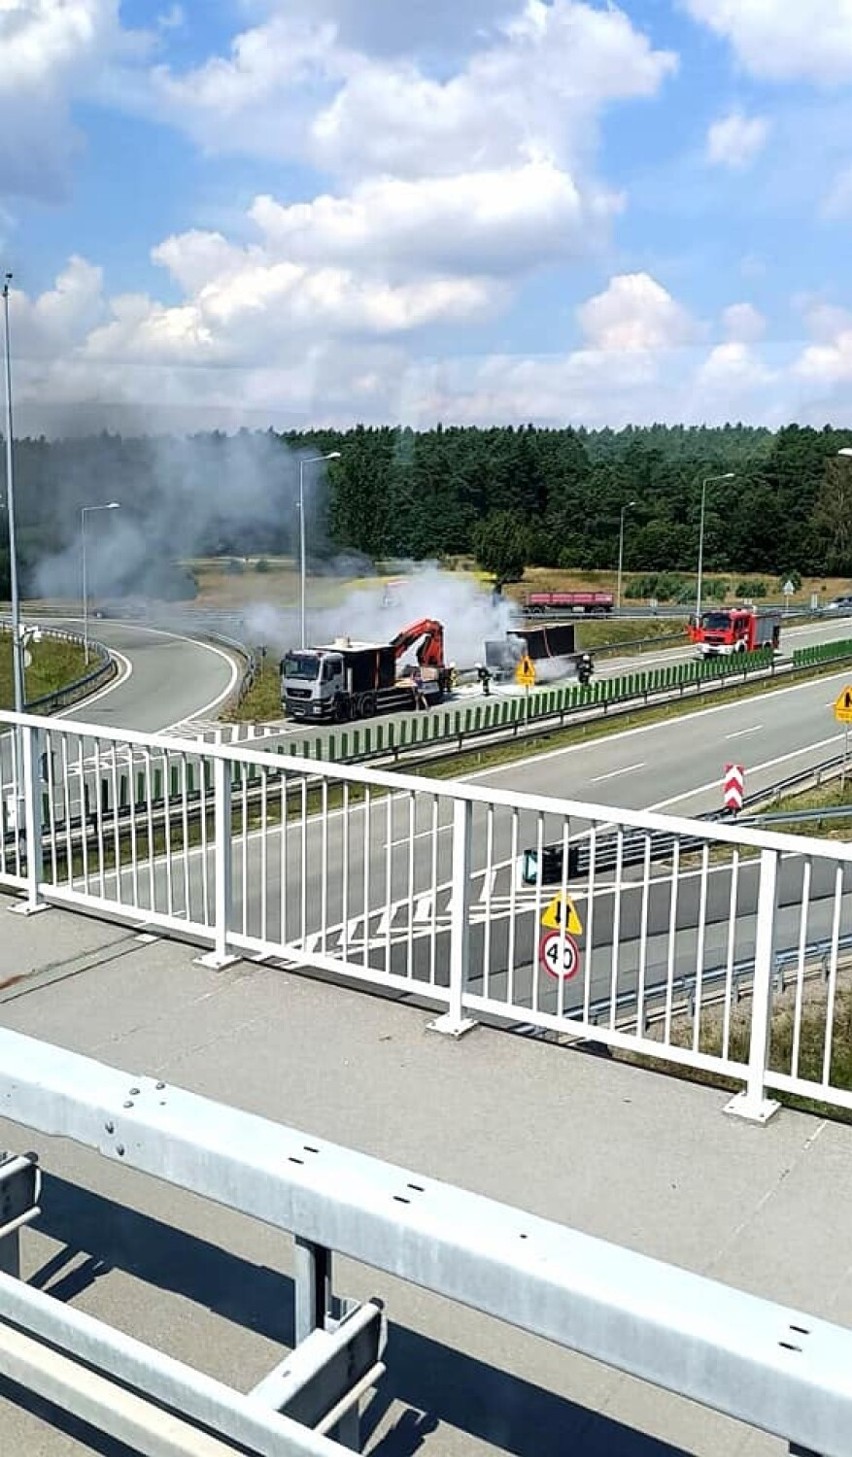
top-left (696, 473), bottom-right (735, 627)
top-left (298, 452), bottom-right (341, 649)
top-left (2, 274), bottom-right (23, 716)
top-left (81, 502), bottom-right (120, 665)
top-left (616, 500), bottom-right (635, 611)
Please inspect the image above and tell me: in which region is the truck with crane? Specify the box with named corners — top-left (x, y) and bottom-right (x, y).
top-left (280, 619), bottom-right (448, 722)
top-left (687, 607), bottom-right (781, 658)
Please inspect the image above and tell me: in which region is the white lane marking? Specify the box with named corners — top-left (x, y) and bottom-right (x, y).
top-left (43, 617), bottom-right (240, 730)
top-left (57, 649), bottom-right (133, 718)
top-left (648, 732), bottom-right (844, 812)
top-left (461, 667), bottom-right (852, 783)
top-left (479, 869), bottom-right (497, 903)
top-left (389, 828), bottom-right (449, 847)
top-left (724, 724), bottom-right (762, 740)
top-left (590, 761), bottom-right (645, 783)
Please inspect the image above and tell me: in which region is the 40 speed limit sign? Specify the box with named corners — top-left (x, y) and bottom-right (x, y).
top-left (539, 930), bottom-right (580, 981)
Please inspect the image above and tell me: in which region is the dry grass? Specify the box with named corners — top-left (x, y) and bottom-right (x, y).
top-left (506, 568), bottom-right (852, 610)
top-left (182, 558), bottom-right (852, 616)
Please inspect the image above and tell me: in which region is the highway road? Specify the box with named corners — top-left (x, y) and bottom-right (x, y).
top-left (6, 610), bottom-right (852, 1044)
top-left (48, 618), bottom-right (239, 734)
top-left (29, 653), bottom-right (851, 1042)
top-left (264, 611), bottom-right (852, 749)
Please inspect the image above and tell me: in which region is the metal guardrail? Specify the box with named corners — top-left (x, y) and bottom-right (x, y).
top-left (1, 1028), bottom-right (851, 1457)
top-left (524, 748), bottom-right (852, 886)
top-left (1, 623), bottom-right (116, 715)
top-left (280, 639), bottom-right (852, 775)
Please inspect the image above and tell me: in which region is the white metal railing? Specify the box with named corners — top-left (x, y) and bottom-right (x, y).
top-left (3, 707), bottom-right (852, 1121)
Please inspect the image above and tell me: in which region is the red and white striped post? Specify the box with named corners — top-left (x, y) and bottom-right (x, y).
top-left (724, 763), bottom-right (745, 813)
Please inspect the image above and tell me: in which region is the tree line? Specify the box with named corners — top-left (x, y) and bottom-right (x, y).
top-left (1, 421), bottom-right (851, 598)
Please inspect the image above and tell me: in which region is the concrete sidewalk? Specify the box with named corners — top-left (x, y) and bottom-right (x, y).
top-left (1, 892), bottom-right (851, 1457)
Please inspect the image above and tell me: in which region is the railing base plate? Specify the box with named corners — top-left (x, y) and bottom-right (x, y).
top-left (195, 950), bottom-right (241, 970)
top-left (8, 900), bottom-right (49, 918)
top-left (723, 1091), bottom-right (781, 1125)
top-left (427, 1013), bottom-right (477, 1039)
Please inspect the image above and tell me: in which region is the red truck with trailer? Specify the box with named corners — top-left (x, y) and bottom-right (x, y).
top-left (524, 591), bottom-right (613, 616)
top-left (687, 607), bottom-right (781, 658)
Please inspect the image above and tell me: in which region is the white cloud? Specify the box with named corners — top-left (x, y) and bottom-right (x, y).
top-left (706, 110), bottom-right (770, 169)
top-left (246, 161), bottom-right (621, 280)
top-left (722, 302), bottom-right (766, 343)
top-left (147, 1), bottom-right (676, 179)
top-left (799, 297), bottom-right (852, 341)
top-left (684, 0), bottom-right (852, 85)
top-left (0, 1), bottom-right (147, 202)
top-left (795, 331), bottom-right (852, 384)
top-left (311, 1), bottom-right (676, 181)
top-left (578, 273), bottom-right (698, 352)
top-left (2, 260), bottom-right (844, 436)
top-left (255, 0), bottom-right (519, 59)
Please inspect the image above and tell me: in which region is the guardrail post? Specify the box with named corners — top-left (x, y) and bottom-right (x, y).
top-left (10, 723), bottom-right (47, 916)
top-left (197, 754), bottom-right (239, 969)
top-left (725, 848), bottom-right (781, 1124)
top-left (429, 799), bottom-right (476, 1038)
top-left (294, 1236), bottom-right (334, 1344)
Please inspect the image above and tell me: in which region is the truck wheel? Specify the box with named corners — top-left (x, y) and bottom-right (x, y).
top-left (360, 693), bottom-right (377, 718)
top-left (334, 696), bottom-right (350, 723)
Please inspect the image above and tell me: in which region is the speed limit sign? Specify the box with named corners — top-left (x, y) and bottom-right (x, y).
top-left (539, 930), bottom-right (580, 981)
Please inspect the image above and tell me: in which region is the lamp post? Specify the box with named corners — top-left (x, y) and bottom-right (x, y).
top-left (81, 503), bottom-right (120, 665)
top-left (616, 500), bottom-right (635, 612)
top-left (696, 473), bottom-right (735, 627)
top-left (2, 274), bottom-right (23, 716)
top-left (298, 452), bottom-right (341, 649)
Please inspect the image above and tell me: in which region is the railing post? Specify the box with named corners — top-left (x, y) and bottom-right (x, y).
top-left (197, 754), bottom-right (239, 969)
top-left (10, 722), bottom-right (47, 917)
top-left (429, 798), bottom-right (476, 1037)
top-left (725, 848), bottom-right (781, 1123)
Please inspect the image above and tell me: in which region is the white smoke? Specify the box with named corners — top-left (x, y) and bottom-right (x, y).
top-left (244, 563), bottom-right (521, 670)
top-left (30, 431), bottom-right (312, 603)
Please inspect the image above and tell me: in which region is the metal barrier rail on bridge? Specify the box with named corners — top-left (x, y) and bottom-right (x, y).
top-left (2, 707), bottom-right (852, 1122)
top-left (0, 1029), bottom-right (849, 1457)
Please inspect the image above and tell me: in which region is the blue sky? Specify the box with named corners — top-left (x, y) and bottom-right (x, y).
top-left (6, 0), bottom-right (852, 434)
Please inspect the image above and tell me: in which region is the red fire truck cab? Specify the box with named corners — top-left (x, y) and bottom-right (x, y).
top-left (688, 607), bottom-right (781, 658)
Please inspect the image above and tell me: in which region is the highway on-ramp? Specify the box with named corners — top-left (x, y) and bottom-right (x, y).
top-left (50, 618), bottom-right (240, 734)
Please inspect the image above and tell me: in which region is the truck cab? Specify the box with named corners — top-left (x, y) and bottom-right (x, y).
top-left (280, 649), bottom-right (350, 720)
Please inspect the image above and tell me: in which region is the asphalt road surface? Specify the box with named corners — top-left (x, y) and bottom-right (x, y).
top-left (50, 618), bottom-right (240, 734)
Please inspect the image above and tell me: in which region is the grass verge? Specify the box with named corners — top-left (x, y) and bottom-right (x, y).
top-left (0, 633), bottom-right (89, 711)
top-left (619, 983), bottom-right (852, 1124)
top-left (223, 661), bottom-right (283, 724)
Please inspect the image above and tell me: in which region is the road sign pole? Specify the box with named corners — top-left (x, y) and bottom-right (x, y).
top-left (844, 725), bottom-right (849, 793)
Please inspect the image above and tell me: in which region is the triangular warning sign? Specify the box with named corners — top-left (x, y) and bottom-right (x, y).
top-left (541, 892), bottom-right (583, 936)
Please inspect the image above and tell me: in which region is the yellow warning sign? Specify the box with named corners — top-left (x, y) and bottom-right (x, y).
top-left (835, 686), bottom-right (852, 724)
top-left (541, 892), bottom-right (583, 936)
top-left (515, 654), bottom-right (536, 688)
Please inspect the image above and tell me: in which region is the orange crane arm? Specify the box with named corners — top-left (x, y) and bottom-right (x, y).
top-left (389, 618), bottom-right (445, 668)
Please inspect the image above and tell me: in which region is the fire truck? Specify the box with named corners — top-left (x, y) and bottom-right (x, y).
top-left (687, 607), bottom-right (781, 658)
top-left (280, 618), bottom-right (448, 722)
